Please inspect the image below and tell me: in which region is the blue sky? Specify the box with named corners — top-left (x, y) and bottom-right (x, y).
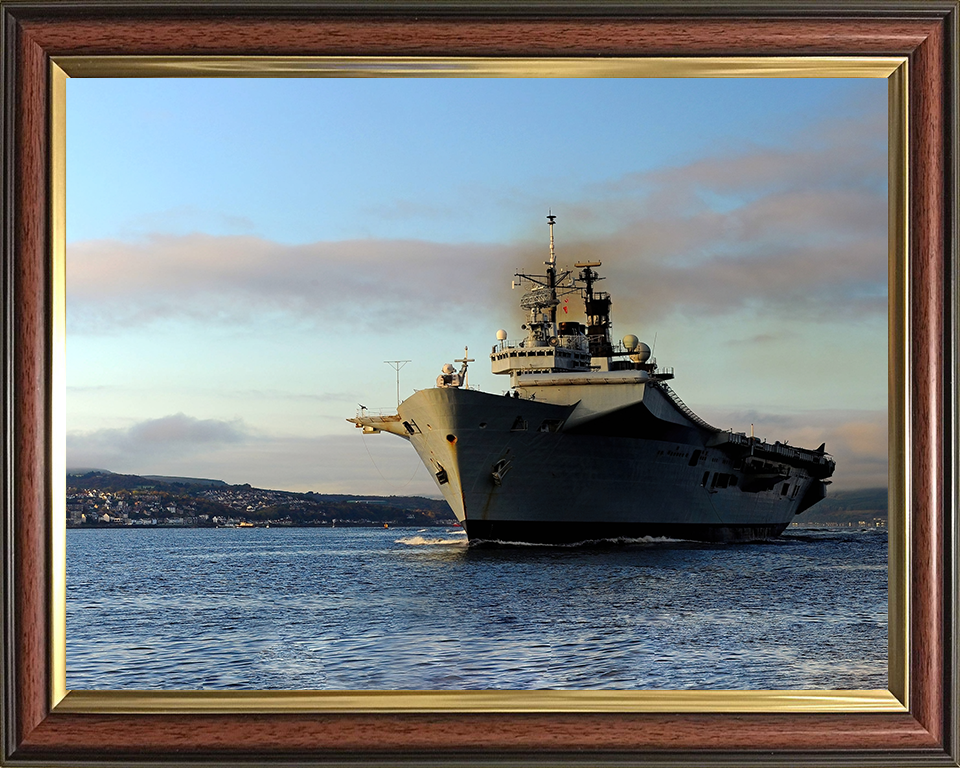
top-left (66, 76), bottom-right (888, 494)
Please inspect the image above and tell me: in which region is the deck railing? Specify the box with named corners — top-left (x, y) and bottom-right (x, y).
top-left (649, 380), bottom-right (721, 433)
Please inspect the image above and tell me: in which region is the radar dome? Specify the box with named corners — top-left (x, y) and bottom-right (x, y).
top-left (634, 342), bottom-right (652, 363)
top-left (496, 329), bottom-right (508, 340)
top-left (622, 334), bottom-right (639, 352)
top-left (442, 363), bottom-right (455, 374)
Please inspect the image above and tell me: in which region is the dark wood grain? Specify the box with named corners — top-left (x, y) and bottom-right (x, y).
top-left (2, 3), bottom-right (956, 765)
top-left (17, 15), bottom-right (942, 56)
top-left (12, 19), bottom-right (51, 750)
top-left (908, 14), bottom-right (947, 748)
top-left (15, 712), bottom-right (943, 755)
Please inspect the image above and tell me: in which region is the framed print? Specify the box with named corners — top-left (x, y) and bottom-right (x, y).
top-left (1, 2), bottom-right (957, 766)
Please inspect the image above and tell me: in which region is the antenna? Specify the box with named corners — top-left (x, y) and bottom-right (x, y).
top-left (547, 211), bottom-right (557, 267)
top-left (384, 360), bottom-right (411, 407)
top-left (455, 346), bottom-right (475, 389)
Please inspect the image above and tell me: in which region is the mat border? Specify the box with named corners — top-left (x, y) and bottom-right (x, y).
top-left (2, 3), bottom-right (958, 766)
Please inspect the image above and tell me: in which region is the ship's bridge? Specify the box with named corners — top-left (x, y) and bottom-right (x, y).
top-left (490, 337), bottom-right (592, 376)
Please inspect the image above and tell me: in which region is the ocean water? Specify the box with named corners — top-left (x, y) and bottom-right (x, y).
top-left (66, 526), bottom-right (887, 690)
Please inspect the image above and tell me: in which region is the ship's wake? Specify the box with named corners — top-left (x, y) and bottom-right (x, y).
top-left (396, 534), bottom-right (468, 547)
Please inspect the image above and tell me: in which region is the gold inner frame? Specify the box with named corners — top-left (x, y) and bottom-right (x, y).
top-left (49, 56), bottom-right (909, 715)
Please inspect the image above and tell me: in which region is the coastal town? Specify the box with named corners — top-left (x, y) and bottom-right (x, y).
top-left (66, 470), bottom-right (455, 528)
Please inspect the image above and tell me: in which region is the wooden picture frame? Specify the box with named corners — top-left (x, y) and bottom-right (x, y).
top-left (2, 2), bottom-right (957, 765)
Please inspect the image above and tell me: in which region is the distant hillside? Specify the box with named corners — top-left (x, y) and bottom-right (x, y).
top-left (143, 475), bottom-right (228, 487)
top-left (67, 469), bottom-right (167, 491)
top-left (802, 487), bottom-right (887, 524)
top-left (66, 469), bottom-right (454, 527)
top-left (67, 470), bottom-right (227, 491)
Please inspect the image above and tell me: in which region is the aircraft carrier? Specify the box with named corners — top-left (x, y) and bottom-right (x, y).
top-left (349, 215), bottom-right (835, 545)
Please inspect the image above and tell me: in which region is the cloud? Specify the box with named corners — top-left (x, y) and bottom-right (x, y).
top-left (125, 413), bottom-right (248, 445)
top-left (553, 114), bottom-right (886, 324)
top-left (66, 235), bottom-right (520, 334)
top-left (67, 105), bottom-right (886, 335)
top-left (68, 413), bottom-right (254, 470)
top-left (67, 415), bottom-right (437, 496)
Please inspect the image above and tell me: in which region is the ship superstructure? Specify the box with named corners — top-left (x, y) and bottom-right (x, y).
top-left (349, 216), bottom-right (835, 545)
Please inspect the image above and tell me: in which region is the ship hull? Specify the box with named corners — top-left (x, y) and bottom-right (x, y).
top-left (464, 519), bottom-right (788, 545)
top-left (394, 387), bottom-right (828, 546)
